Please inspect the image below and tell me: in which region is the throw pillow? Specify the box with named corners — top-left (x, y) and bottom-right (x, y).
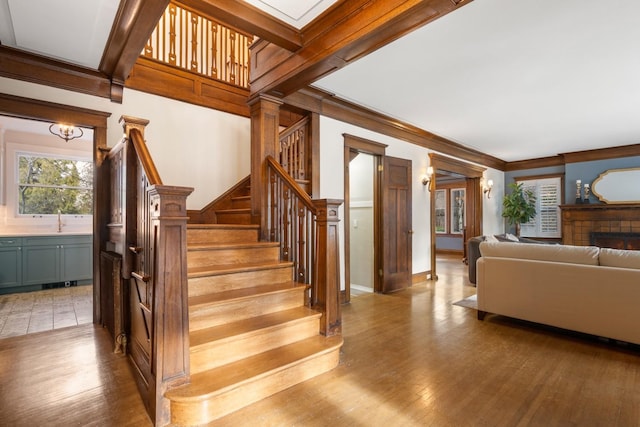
top-left (505, 233), bottom-right (519, 242)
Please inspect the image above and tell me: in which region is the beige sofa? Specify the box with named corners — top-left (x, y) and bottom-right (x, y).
top-left (476, 241), bottom-right (640, 345)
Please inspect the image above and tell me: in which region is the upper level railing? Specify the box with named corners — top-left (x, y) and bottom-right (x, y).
top-left (279, 116), bottom-right (310, 191)
top-left (143, 1), bottom-right (253, 89)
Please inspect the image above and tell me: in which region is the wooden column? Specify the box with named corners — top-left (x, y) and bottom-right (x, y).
top-left (312, 199), bottom-right (343, 336)
top-left (147, 184), bottom-right (193, 427)
top-left (249, 94), bottom-right (282, 240)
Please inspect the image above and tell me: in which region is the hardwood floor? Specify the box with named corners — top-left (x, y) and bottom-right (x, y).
top-left (2, 255), bottom-right (639, 426)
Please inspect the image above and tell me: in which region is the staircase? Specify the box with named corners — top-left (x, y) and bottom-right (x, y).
top-left (165, 223), bottom-right (343, 425)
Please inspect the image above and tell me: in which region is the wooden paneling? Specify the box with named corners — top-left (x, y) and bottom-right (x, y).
top-left (127, 58), bottom-right (251, 117)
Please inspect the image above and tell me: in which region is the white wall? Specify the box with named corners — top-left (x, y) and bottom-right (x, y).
top-left (319, 117), bottom-right (432, 290)
top-left (481, 167), bottom-right (505, 235)
top-left (349, 153), bottom-right (374, 289)
top-left (0, 77), bottom-right (251, 210)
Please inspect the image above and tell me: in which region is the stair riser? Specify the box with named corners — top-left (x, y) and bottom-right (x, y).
top-left (189, 288), bottom-right (304, 331)
top-left (190, 316), bottom-right (320, 374)
top-left (188, 266), bottom-right (293, 297)
top-left (187, 228), bottom-right (258, 245)
top-left (215, 212), bottom-right (251, 224)
top-left (188, 246), bottom-right (280, 269)
top-left (170, 348), bottom-right (341, 425)
top-left (231, 197), bottom-right (251, 209)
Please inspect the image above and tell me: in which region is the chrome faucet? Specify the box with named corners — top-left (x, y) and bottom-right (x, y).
top-left (57, 210), bottom-right (62, 233)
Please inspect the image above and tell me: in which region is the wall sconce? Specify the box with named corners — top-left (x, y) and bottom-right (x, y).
top-left (49, 123), bottom-right (83, 142)
top-left (421, 166), bottom-right (434, 188)
top-left (481, 177), bottom-right (493, 199)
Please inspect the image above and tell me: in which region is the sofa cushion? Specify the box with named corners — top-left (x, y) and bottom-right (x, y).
top-left (599, 248), bottom-right (640, 270)
top-left (479, 241), bottom-right (600, 266)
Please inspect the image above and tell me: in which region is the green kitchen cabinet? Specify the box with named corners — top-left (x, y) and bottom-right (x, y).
top-left (0, 238), bottom-right (22, 289)
top-left (0, 235), bottom-right (92, 292)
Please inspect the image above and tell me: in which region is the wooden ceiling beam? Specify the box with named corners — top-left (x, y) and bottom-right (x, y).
top-left (249, 0), bottom-right (473, 98)
top-left (181, 0), bottom-right (302, 51)
top-left (100, 0), bottom-right (171, 101)
top-left (0, 46), bottom-right (112, 99)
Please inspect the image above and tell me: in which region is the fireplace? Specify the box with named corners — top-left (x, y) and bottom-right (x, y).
top-left (560, 204), bottom-right (640, 247)
top-left (590, 232), bottom-right (640, 250)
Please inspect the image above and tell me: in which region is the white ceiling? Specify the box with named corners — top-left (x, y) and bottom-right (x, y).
top-left (2, 0), bottom-right (639, 162)
top-left (314, 0), bottom-right (640, 162)
top-left (243, 0), bottom-right (339, 29)
top-left (0, 0), bottom-right (119, 68)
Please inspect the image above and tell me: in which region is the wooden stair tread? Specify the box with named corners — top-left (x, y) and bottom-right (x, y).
top-left (190, 306), bottom-right (321, 347)
top-left (188, 261), bottom-right (293, 278)
top-left (166, 335), bottom-right (343, 400)
top-left (188, 241), bottom-right (280, 251)
top-left (189, 282), bottom-right (304, 307)
top-left (187, 223), bottom-right (259, 230)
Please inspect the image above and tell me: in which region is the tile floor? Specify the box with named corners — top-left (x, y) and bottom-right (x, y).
top-left (0, 285), bottom-right (92, 338)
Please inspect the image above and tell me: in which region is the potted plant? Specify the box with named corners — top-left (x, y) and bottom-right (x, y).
top-left (502, 182), bottom-right (537, 237)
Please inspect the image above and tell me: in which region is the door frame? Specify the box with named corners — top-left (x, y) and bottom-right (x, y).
top-left (343, 134), bottom-right (387, 302)
top-left (428, 153), bottom-right (485, 280)
top-left (0, 93), bottom-right (111, 324)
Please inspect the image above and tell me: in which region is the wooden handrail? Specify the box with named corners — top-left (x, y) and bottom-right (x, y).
top-left (265, 155), bottom-right (315, 212)
top-left (278, 116), bottom-right (309, 142)
top-left (129, 127), bottom-right (163, 186)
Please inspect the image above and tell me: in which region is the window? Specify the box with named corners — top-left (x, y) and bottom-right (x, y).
top-left (450, 188), bottom-right (465, 234)
top-left (434, 189), bottom-right (447, 233)
top-left (518, 176), bottom-right (562, 238)
top-left (17, 153), bottom-right (93, 215)
top-left (434, 184), bottom-right (466, 235)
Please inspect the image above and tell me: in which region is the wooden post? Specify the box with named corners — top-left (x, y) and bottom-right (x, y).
top-left (147, 184), bottom-right (193, 427)
top-left (312, 199), bottom-right (343, 336)
top-left (249, 94), bottom-right (282, 240)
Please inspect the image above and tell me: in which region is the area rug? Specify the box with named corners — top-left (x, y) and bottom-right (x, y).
top-left (452, 294), bottom-right (477, 310)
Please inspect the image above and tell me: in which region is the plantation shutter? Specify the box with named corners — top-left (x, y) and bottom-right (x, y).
top-left (519, 177), bottom-right (562, 238)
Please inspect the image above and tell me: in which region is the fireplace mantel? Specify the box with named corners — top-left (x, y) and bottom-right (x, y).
top-left (560, 203), bottom-right (640, 246)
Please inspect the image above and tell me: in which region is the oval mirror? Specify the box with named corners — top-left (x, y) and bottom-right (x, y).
top-left (591, 167), bottom-right (640, 204)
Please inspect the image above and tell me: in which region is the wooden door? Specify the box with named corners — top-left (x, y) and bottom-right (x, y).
top-left (381, 156), bottom-right (412, 293)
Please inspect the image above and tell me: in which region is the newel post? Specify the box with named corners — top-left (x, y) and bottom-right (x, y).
top-left (312, 199), bottom-right (343, 336)
top-left (249, 94), bottom-right (282, 240)
top-left (147, 184), bottom-right (193, 427)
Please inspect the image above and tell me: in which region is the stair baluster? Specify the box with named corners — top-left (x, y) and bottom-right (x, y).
top-left (265, 156), bottom-right (342, 336)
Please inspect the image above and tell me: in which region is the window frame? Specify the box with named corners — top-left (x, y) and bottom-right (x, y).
top-left (434, 189), bottom-right (447, 234)
top-left (16, 152), bottom-right (94, 217)
top-left (4, 140), bottom-right (93, 227)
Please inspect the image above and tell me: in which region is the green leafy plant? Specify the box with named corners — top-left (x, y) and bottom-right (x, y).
top-left (502, 182), bottom-right (536, 236)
